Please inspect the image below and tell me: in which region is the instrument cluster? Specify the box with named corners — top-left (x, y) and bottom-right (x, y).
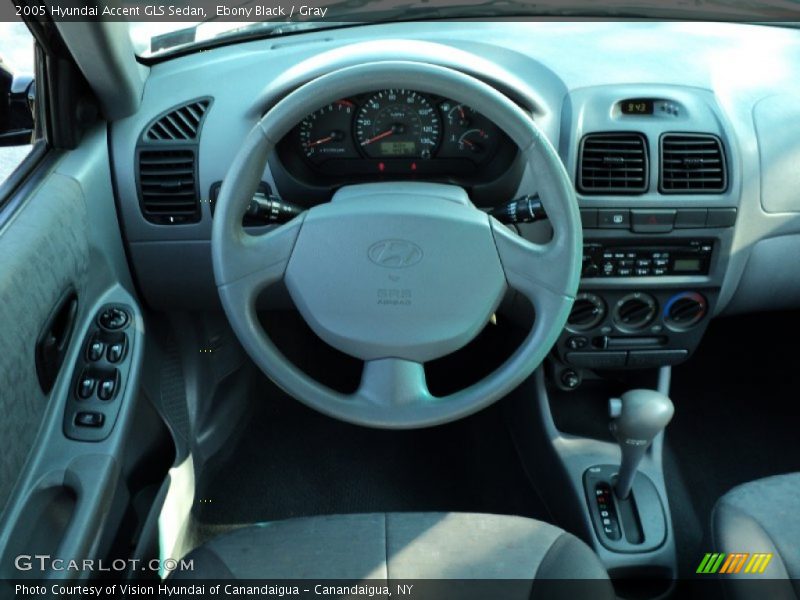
top-left (276, 88), bottom-right (518, 186)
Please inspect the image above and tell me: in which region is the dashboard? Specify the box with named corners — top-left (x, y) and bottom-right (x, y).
top-left (111, 21), bottom-right (800, 377)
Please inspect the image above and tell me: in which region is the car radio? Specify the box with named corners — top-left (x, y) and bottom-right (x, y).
top-left (582, 240), bottom-right (713, 278)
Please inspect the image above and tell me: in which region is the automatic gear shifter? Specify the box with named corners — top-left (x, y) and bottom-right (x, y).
top-left (609, 389), bottom-right (674, 499)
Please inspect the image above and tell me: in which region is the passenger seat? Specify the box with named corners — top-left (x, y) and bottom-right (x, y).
top-left (712, 472), bottom-right (800, 599)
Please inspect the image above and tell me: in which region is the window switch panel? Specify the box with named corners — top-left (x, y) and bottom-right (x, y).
top-left (64, 303), bottom-right (134, 442)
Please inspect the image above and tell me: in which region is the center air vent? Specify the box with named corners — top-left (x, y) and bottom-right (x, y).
top-left (578, 133), bottom-right (648, 194)
top-left (144, 99), bottom-right (211, 141)
top-left (660, 134), bottom-right (726, 193)
top-left (137, 149), bottom-right (200, 224)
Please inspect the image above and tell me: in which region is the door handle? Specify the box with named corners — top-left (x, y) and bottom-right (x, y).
top-left (35, 289), bottom-right (78, 394)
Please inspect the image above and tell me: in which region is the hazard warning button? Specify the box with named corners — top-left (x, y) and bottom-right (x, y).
top-left (631, 209), bottom-right (676, 233)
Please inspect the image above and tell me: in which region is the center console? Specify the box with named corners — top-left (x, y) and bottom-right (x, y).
top-left (508, 84), bottom-right (740, 590)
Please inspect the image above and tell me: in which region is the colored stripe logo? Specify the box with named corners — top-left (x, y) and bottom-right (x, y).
top-left (696, 553), bottom-right (772, 574)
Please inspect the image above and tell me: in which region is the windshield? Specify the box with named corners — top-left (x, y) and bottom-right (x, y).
top-left (129, 0), bottom-right (800, 59)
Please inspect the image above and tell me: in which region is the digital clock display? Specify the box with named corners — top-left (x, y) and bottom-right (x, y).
top-left (621, 99), bottom-right (655, 115)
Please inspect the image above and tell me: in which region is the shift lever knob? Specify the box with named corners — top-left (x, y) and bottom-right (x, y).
top-left (609, 389), bottom-right (674, 499)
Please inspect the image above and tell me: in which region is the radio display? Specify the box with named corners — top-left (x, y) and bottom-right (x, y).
top-left (673, 258), bottom-right (702, 273)
top-left (621, 99), bottom-right (654, 115)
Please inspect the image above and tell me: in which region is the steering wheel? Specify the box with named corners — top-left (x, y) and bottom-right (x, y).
top-left (212, 61), bottom-right (581, 429)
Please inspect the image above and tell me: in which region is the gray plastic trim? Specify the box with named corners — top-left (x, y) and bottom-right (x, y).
top-left (54, 22), bottom-right (146, 120)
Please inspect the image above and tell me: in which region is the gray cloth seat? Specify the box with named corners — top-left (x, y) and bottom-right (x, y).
top-left (174, 512), bottom-right (614, 598)
top-left (713, 472), bottom-right (800, 599)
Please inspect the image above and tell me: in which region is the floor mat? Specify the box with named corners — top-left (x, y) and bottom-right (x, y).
top-left (194, 386), bottom-right (549, 525)
top-left (665, 310), bottom-right (800, 578)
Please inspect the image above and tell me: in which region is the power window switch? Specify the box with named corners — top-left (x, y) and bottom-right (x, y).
top-left (87, 339), bottom-right (105, 362)
top-left (75, 412), bottom-right (104, 428)
top-left (98, 378), bottom-right (116, 401)
top-left (107, 339), bottom-right (126, 363)
top-left (77, 376), bottom-right (96, 399)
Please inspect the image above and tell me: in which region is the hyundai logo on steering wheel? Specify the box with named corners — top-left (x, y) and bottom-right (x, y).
top-left (367, 239), bottom-right (423, 268)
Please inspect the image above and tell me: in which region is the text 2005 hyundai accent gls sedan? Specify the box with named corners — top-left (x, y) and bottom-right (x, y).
top-left (0, 3), bottom-right (799, 599)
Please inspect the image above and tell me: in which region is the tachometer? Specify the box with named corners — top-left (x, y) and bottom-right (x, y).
top-left (299, 100), bottom-right (358, 164)
top-left (355, 90), bottom-right (440, 159)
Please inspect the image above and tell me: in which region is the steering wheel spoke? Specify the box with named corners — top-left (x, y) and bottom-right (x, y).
top-left (491, 218), bottom-right (578, 303)
top-left (356, 358), bottom-right (431, 407)
top-left (215, 216), bottom-right (305, 295)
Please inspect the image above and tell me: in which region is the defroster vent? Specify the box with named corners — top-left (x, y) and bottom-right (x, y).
top-left (144, 99), bottom-right (210, 141)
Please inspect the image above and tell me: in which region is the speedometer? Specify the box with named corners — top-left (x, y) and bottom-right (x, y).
top-left (355, 90), bottom-right (440, 159)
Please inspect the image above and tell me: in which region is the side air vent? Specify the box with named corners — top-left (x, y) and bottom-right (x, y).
top-left (137, 149), bottom-right (200, 224)
top-left (144, 99), bottom-right (210, 141)
top-left (578, 133), bottom-right (648, 194)
top-left (660, 134), bottom-right (727, 193)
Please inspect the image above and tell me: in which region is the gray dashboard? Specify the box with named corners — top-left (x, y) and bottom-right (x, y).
top-left (109, 21), bottom-right (800, 329)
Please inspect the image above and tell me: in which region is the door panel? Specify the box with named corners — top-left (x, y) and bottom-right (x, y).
top-left (0, 172), bottom-right (89, 511)
top-left (0, 125), bottom-right (155, 581)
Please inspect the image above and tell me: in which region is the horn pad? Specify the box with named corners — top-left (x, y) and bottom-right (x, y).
top-left (284, 183), bottom-right (507, 362)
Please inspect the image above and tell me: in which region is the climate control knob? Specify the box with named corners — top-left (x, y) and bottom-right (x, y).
top-left (567, 293), bottom-right (606, 332)
top-left (613, 293), bottom-right (658, 332)
top-left (664, 292), bottom-right (707, 331)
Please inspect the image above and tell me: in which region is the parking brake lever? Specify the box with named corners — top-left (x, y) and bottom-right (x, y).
top-left (490, 195), bottom-right (547, 225)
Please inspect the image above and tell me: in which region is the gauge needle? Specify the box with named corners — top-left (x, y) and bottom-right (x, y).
top-left (310, 130), bottom-right (346, 146)
top-left (308, 135), bottom-right (334, 147)
top-left (360, 128), bottom-right (395, 146)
